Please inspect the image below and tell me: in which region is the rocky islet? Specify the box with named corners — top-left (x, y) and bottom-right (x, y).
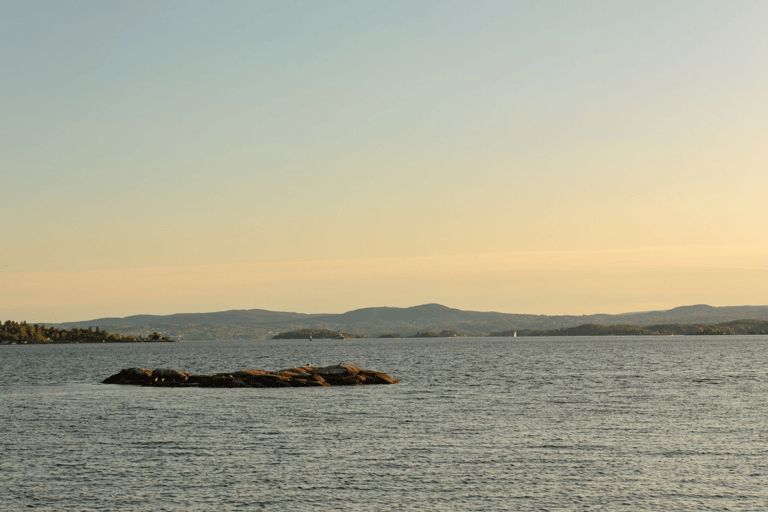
top-left (102, 363), bottom-right (399, 388)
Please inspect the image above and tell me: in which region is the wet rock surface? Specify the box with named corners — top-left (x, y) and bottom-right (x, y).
top-left (102, 364), bottom-right (399, 388)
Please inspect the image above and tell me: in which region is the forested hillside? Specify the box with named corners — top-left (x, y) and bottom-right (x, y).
top-left (48, 304), bottom-right (768, 340)
top-left (0, 320), bottom-right (173, 344)
top-left (490, 319), bottom-right (768, 337)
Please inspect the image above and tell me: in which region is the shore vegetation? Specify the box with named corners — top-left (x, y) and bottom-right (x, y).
top-left (1, 320), bottom-right (173, 344)
top-left (489, 319), bottom-right (768, 337)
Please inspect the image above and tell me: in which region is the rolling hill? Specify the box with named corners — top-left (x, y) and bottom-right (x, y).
top-left (51, 303), bottom-right (768, 340)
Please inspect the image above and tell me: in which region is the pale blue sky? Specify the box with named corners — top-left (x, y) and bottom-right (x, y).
top-left (3, 1), bottom-right (767, 321)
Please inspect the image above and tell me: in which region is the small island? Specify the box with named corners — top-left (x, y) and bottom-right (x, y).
top-left (1, 320), bottom-right (173, 344)
top-left (408, 329), bottom-right (468, 338)
top-left (103, 363), bottom-right (399, 387)
top-left (272, 328), bottom-right (365, 340)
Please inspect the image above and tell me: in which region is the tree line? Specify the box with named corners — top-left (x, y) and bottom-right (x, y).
top-left (0, 320), bottom-right (173, 344)
top-left (489, 319), bottom-right (768, 337)
top-left (272, 328), bottom-right (364, 339)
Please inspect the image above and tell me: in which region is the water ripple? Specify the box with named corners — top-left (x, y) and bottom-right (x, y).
top-left (3, 337), bottom-right (768, 510)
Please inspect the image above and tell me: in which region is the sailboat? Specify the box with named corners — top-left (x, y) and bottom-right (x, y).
top-left (513, 331), bottom-right (517, 338)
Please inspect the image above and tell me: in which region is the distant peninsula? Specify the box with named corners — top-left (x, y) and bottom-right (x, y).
top-left (1, 321), bottom-right (173, 345)
top-left (272, 321), bottom-right (768, 340)
top-left (489, 319), bottom-right (768, 337)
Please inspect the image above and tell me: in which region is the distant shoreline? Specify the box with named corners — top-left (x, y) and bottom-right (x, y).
top-left (265, 320), bottom-right (768, 340)
top-left (0, 321), bottom-right (174, 345)
top-left (19, 304), bottom-right (768, 341)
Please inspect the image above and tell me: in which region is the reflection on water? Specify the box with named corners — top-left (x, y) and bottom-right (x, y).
top-left (2, 337), bottom-right (768, 511)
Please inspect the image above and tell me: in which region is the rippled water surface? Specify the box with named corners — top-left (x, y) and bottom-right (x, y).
top-left (3, 336), bottom-right (768, 511)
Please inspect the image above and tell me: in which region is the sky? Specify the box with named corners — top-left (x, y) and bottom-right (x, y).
top-left (2, 0), bottom-right (767, 322)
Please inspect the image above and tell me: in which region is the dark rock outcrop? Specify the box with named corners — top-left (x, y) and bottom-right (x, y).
top-left (102, 364), bottom-right (399, 388)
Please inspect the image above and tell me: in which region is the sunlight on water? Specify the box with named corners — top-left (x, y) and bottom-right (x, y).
top-left (2, 337), bottom-right (768, 511)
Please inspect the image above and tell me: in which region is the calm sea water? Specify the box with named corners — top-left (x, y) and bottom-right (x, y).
top-left (2, 336), bottom-right (768, 511)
